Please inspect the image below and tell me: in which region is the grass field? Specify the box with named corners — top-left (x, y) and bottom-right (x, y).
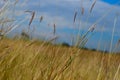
top-left (0, 38), bottom-right (120, 80)
top-left (0, 1), bottom-right (120, 80)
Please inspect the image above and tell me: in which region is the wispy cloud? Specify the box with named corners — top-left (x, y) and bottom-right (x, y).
top-left (4, 0), bottom-right (120, 51)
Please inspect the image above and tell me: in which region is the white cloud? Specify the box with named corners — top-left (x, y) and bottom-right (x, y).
top-left (9, 0), bottom-right (120, 38)
top-left (13, 0), bottom-right (120, 34)
top-left (2, 0), bottom-right (118, 52)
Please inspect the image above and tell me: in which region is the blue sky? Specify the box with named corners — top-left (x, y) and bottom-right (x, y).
top-left (102, 0), bottom-right (120, 4)
top-left (0, 0), bottom-right (120, 52)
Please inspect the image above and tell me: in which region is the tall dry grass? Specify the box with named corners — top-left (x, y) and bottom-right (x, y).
top-left (0, 0), bottom-right (120, 80)
top-left (0, 39), bottom-right (120, 80)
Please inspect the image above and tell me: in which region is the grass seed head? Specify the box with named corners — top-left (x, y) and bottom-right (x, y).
top-left (81, 7), bottom-right (84, 15)
top-left (73, 11), bottom-right (77, 23)
top-left (53, 23), bottom-right (56, 35)
top-left (29, 11), bottom-right (35, 26)
top-left (40, 16), bottom-right (43, 23)
top-left (90, 0), bottom-right (96, 13)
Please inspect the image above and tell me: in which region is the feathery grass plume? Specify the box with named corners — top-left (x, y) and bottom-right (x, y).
top-left (88, 24), bottom-right (96, 32)
top-left (25, 10), bottom-right (35, 26)
top-left (53, 23), bottom-right (56, 35)
top-left (80, 0), bottom-right (84, 15)
top-left (73, 11), bottom-right (77, 23)
top-left (76, 24), bottom-right (96, 47)
top-left (90, 0), bottom-right (96, 13)
top-left (81, 7), bottom-right (84, 15)
top-left (83, 24), bottom-right (96, 38)
top-left (72, 11), bottom-right (77, 46)
top-left (29, 11), bottom-right (35, 26)
top-left (40, 16), bottom-right (43, 23)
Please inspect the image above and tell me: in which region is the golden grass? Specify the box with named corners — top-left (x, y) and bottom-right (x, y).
top-left (0, 39), bottom-right (120, 80)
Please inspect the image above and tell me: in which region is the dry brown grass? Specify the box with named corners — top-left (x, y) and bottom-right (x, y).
top-left (0, 38), bottom-right (120, 80)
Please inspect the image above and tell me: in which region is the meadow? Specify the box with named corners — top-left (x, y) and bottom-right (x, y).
top-left (0, 0), bottom-right (120, 80)
top-left (0, 38), bottom-right (120, 80)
